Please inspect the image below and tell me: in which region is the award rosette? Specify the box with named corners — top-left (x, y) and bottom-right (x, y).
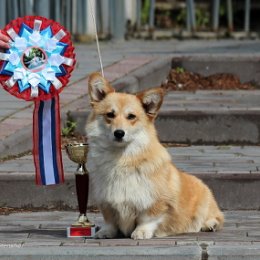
top-left (0, 16), bottom-right (76, 185)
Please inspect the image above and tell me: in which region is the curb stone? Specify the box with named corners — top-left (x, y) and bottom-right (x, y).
top-left (0, 246), bottom-right (202, 260)
top-left (207, 245), bottom-right (260, 260)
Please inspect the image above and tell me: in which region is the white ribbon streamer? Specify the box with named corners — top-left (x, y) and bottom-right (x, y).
top-left (30, 86), bottom-right (39, 97)
top-left (33, 20), bottom-right (42, 32)
top-left (5, 76), bottom-right (17, 88)
top-left (0, 53), bottom-right (10, 61)
top-left (62, 57), bottom-right (73, 66)
top-left (52, 29), bottom-right (66, 41)
top-left (28, 73), bottom-right (41, 97)
top-left (52, 78), bottom-right (62, 90)
top-left (7, 28), bottom-right (18, 41)
top-left (49, 54), bottom-right (64, 66)
top-left (42, 68), bottom-right (56, 81)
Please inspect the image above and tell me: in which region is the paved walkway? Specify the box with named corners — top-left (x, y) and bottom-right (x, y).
top-left (0, 210), bottom-right (260, 259)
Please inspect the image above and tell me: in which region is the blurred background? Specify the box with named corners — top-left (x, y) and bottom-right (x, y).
top-left (0, 0), bottom-right (259, 41)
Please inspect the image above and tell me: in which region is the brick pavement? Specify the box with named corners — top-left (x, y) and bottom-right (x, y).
top-left (0, 210), bottom-right (260, 259)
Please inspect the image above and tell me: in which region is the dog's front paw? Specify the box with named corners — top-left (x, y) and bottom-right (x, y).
top-left (95, 226), bottom-right (117, 239)
top-left (131, 229), bottom-right (153, 240)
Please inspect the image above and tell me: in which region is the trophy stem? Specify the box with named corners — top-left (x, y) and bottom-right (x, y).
top-left (75, 171), bottom-right (89, 216)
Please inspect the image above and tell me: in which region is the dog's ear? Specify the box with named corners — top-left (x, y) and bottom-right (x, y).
top-left (88, 72), bottom-right (114, 103)
top-left (136, 87), bottom-right (165, 119)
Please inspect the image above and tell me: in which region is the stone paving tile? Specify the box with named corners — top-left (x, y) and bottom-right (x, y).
top-left (62, 240), bottom-right (99, 247)
top-left (100, 239), bottom-right (139, 247)
top-left (0, 225), bottom-right (38, 231)
top-left (28, 229), bottom-right (66, 240)
top-left (137, 239), bottom-right (176, 246)
top-left (214, 241), bottom-right (253, 245)
top-left (176, 240), bottom-right (199, 246)
top-left (39, 223), bottom-right (72, 229)
top-left (248, 231), bottom-right (260, 238)
top-left (207, 245), bottom-right (260, 260)
top-left (0, 232), bottom-right (29, 240)
top-left (22, 240), bottom-right (62, 247)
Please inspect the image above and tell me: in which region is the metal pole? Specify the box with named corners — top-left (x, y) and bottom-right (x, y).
top-left (76, 0), bottom-right (83, 34)
top-left (65, 0), bottom-right (71, 31)
top-left (109, 0), bottom-right (125, 41)
top-left (186, 0), bottom-right (196, 32)
top-left (149, 0), bottom-right (155, 29)
top-left (96, 0), bottom-right (102, 33)
top-left (11, 0), bottom-right (19, 20)
top-left (82, 0), bottom-right (87, 34)
top-left (136, 0), bottom-right (141, 30)
top-left (186, 2), bottom-right (191, 32)
top-left (54, 0), bottom-right (61, 23)
top-left (34, 0), bottom-right (50, 18)
top-left (0, 0), bottom-right (6, 28)
top-left (227, 0), bottom-right (233, 32)
top-left (244, 0), bottom-right (251, 34)
top-left (212, 0), bottom-right (220, 31)
top-left (72, 0), bottom-right (77, 35)
top-left (19, 0), bottom-right (33, 16)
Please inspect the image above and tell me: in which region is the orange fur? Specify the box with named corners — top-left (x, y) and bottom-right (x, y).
top-left (86, 72), bottom-right (224, 239)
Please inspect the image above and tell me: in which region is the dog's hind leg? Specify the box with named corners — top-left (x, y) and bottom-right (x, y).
top-left (201, 218), bottom-right (219, 232)
top-left (201, 213), bottom-right (224, 232)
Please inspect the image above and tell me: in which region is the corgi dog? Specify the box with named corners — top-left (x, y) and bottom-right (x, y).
top-left (86, 72), bottom-right (224, 240)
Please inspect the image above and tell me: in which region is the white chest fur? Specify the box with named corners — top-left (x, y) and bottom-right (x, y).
top-left (88, 146), bottom-right (156, 212)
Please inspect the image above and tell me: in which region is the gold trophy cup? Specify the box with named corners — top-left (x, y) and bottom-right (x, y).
top-left (65, 143), bottom-right (96, 237)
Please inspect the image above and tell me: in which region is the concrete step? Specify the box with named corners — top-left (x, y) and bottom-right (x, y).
top-left (156, 90), bottom-right (260, 144)
top-left (68, 54), bottom-right (260, 145)
top-left (69, 90), bottom-right (260, 145)
top-left (0, 145), bottom-right (259, 210)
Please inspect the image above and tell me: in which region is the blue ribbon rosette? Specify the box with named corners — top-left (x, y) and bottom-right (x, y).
top-left (0, 16), bottom-right (76, 185)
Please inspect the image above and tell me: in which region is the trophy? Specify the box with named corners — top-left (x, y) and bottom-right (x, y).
top-left (65, 143), bottom-right (97, 237)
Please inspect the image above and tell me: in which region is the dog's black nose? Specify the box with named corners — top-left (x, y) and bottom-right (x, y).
top-left (114, 129), bottom-right (125, 140)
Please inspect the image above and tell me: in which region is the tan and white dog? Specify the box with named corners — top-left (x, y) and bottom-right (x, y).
top-left (86, 72), bottom-right (224, 240)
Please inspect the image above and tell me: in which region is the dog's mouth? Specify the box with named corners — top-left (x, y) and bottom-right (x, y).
top-left (112, 136), bottom-right (129, 147)
top-left (114, 137), bottom-right (124, 143)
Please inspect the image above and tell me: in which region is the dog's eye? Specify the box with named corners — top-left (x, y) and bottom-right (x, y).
top-left (106, 112), bottom-right (115, 119)
top-left (127, 113), bottom-right (136, 120)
